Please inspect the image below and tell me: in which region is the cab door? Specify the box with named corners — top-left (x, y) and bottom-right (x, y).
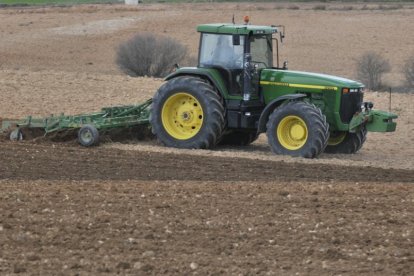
top-left (198, 33), bottom-right (246, 96)
top-left (245, 35), bottom-right (274, 99)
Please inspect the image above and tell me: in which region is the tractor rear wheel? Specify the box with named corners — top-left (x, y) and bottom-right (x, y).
top-left (219, 130), bottom-right (259, 146)
top-left (324, 128), bottom-right (367, 154)
top-left (151, 76), bottom-right (225, 149)
top-left (266, 101), bottom-right (329, 158)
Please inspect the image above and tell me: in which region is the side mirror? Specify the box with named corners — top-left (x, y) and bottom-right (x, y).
top-left (232, 34), bottom-right (240, 46)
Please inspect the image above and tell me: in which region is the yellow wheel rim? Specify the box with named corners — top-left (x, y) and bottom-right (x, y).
top-left (277, 115), bottom-right (308, 150)
top-left (328, 132), bottom-right (347, 146)
top-left (161, 92), bottom-right (204, 140)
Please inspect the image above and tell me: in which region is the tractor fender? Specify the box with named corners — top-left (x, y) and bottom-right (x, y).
top-left (165, 68), bottom-right (229, 99)
top-left (257, 94), bottom-right (307, 133)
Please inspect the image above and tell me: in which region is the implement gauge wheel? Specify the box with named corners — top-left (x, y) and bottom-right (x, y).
top-left (324, 128), bottom-right (367, 154)
top-left (266, 101), bottom-right (329, 158)
top-left (78, 124), bottom-right (100, 147)
top-left (151, 76), bottom-right (224, 149)
top-left (9, 128), bottom-right (23, 141)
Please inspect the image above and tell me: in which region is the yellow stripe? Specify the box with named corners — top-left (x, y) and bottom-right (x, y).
top-left (260, 81), bottom-right (289, 87)
top-left (289, 83), bottom-right (338, 91)
top-left (260, 81), bottom-right (337, 91)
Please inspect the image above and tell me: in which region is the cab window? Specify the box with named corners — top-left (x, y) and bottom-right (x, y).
top-left (249, 35), bottom-right (273, 68)
top-left (199, 33), bottom-right (245, 69)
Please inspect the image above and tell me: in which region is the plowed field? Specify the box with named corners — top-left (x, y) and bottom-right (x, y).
top-left (0, 3), bottom-right (413, 275)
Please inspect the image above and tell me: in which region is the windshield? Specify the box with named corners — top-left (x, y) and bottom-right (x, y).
top-left (249, 35), bottom-right (273, 68)
top-left (199, 33), bottom-right (245, 69)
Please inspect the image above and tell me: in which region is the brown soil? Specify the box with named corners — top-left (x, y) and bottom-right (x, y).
top-left (0, 3), bottom-right (413, 275)
top-left (0, 142), bottom-right (413, 275)
top-left (1, 142), bottom-right (413, 183)
top-left (3, 179), bottom-right (414, 275)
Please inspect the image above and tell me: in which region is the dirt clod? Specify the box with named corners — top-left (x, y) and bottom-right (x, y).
top-left (190, 262), bottom-right (199, 270)
top-left (142, 251), bottom-right (155, 258)
top-left (116, 262), bottom-right (131, 270)
top-left (13, 264), bottom-right (26, 274)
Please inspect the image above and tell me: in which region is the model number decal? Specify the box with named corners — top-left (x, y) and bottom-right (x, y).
top-left (260, 81), bottom-right (338, 91)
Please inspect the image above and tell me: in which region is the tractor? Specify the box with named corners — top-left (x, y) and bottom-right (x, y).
top-left (150, 19), bottom-right (397, 158)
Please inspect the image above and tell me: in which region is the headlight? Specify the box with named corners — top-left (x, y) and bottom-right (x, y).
top-left (342, 87), bottom-right (364, 94)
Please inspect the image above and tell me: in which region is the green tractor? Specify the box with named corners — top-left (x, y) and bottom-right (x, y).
top-left (150, 21), bottom-right (397, 158)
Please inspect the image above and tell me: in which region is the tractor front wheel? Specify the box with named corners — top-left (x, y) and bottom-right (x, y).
top-left (151, 76), bottom-right (225, 149)
top-left (324, 128), bottom-right (367, 154)
top-left (266, 101), bottom-right (329, 158)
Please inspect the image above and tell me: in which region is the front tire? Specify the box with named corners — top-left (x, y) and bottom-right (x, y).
top-left (324, 128), bottom-right (367, 154)
top-left (266, 101), bottom-right (329, 158)
top-left (150, 76), bottom-right (225, 149)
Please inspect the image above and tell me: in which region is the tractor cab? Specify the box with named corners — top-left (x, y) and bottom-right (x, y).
top-left (197, 23), bottom-right (280, 98)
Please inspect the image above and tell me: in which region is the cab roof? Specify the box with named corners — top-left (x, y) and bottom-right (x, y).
top-left (197, 23), bottom-right (278, 35)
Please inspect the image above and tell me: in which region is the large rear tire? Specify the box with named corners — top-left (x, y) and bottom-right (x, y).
top-left (266, 101), bottom-right (329, 158)
top-left (150, 76), bottom-right (225, 149)
top-left (219, 130), bottom-right (259, 146)
top-left (324, 128), bottom-right (367, 154)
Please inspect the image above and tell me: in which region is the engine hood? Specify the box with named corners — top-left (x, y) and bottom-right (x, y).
top-left (261, 69), bottom-right (364, 89)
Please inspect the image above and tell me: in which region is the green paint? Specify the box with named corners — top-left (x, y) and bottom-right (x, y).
top-left (259, 69), bottom-right (364, 131)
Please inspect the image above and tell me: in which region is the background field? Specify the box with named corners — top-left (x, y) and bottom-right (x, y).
top-left (0, 2), bottom-right (413, 275)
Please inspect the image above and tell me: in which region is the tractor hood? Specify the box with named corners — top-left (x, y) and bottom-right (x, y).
top-left (261, 69), bottom-right (364, 90)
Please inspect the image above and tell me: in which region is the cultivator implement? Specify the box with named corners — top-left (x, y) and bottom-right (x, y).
top-left (1, 99), bottom-right (152, 146)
